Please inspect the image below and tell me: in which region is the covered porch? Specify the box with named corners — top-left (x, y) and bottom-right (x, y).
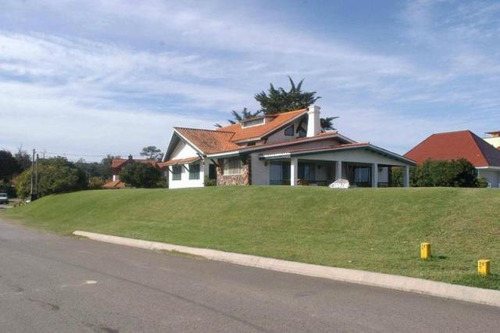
top-left (260, 144), bottom-right (414, 188)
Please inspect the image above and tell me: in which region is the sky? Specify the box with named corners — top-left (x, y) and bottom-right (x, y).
top-left (1, 0), bottom-right (499, 161)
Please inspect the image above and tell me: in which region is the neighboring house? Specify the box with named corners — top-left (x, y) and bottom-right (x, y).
top-left (103, 155), bottom-right (161, 189)
top-left (161, 105), bottom-right (415, 189)
top-left (484, 131), bottom-right (500, 149)
top-left (405, 130), bottom-right (500, 188)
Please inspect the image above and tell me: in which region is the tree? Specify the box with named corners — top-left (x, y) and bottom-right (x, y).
top-left (140, 146), bottom-right (162, 160)
top-left (15, 157), bottom-right (87, 199)
top-left (0, 150), bottom-right (20, 181)
top-left (255, 76), bottom-right (321, 114)
top-left (74, 155), bottom-right (121, 183)
top-left (119, 162), bottom-right (162, 188)
top-left (320, 117), bottom-right (339, 131)
top-left (100, 155), bottom-right (119, 180)
top-left (220, 76), bottom-right (336, 130)
top-left (227, 107), bottom-right (262, 124)
top-left (14, 147), bottom-right (31, 172)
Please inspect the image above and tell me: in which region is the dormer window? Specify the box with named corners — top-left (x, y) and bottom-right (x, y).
top-left (241, 118), bottom-right (265, 128)
top-left (284, 125), bottom-right (294, 136)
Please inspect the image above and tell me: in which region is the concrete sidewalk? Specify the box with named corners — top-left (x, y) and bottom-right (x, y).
top-left (74, 230), bottom-right (500, 308)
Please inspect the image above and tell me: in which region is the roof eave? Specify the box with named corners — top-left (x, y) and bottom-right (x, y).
top-left (165, 129), bottom-right (206, 160)
top-left (206, 133), bottom-right (352, 158)
top-left (476, 166), bottom-right (500, 170)
top-left (259, 144), bottom-right (415, 165)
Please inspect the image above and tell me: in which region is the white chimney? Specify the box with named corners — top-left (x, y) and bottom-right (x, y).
top-left (307, 104), bottom-right (321, 137)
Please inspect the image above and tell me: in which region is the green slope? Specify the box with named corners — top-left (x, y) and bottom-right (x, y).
top-left (4, 187), bottom-right (500, 289)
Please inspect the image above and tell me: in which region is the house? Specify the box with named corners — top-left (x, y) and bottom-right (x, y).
top-left (103, 155), bottom-right (161, 189)
top-left (405, 130), bottom-right (500, 188)
top-left (161, 105), bottom-right (415, 189)
top-left (484, 131), bottom-right (500, 149)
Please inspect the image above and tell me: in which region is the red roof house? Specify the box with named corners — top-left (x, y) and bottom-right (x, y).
top-left (103, 155), bottom-right (163, 189)
top-left (405, 130), bottom-right (500, 187)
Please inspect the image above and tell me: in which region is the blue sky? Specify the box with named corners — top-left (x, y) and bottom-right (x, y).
top-left (1, 0), bottom-right (499, 161)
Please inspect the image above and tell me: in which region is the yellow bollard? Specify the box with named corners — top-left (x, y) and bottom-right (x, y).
top-left (420, 242), bottom-right (431, 260)
top-left (478, 259), bottom-right (490, 277)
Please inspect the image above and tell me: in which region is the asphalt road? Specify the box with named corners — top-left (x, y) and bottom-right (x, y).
top-left (0, 219), bottom-right (498, 333)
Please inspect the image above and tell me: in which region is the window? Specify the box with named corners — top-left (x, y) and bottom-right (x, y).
top-left (242, 118), bottom-right (264, 127)
top-left (284, 125), bottom-right (294, 136)
top-left (189, 164), bottom-right (200, 180)
top-left (270, 162), bottom-right (291, 185)
top-left (172, 165), bottom-right (182, 180)
top-left (209, 164), bottom-right (217, 180)
top-left (298, 127), bottom-right (307, 137)
top-left (298, 163), bottom-right (315, 181)
top-left (354, 167), bottom-right (370, 184)
top-left (223, 158), bottom-right (243, 175)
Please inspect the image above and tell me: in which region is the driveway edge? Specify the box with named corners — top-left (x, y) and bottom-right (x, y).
top-left (73, 230), bottom-right (500, 307)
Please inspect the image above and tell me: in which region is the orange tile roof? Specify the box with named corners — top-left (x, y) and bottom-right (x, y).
top-left (166, 109), bottom-right (318, 157)
top-left (405, 130), bottom-right (500, 167)
top-left (216, 108), bottom-right (307, 142)
top-left (174, 128), bottom-right (240, 154)
top-left (111, 159), bottom-right (129, 168)
top-left (102, 180), bottom-right (126, 189)
top-left (112, 158), bottom-right (159, 170)
top-left (158, 156), bottom-right (201, 167)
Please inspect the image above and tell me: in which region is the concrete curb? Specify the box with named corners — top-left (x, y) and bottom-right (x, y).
top-left (73, 230), bottom-right (500, 308)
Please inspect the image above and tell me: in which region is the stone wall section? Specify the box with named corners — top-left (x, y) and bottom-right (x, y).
top-left (216, 156), bottom-right (251, 186)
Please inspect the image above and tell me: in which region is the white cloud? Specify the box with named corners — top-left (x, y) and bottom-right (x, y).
top-left (0, 81), bottom-right (214, 160)
top-left (1, 0), bottom-right (500, 159)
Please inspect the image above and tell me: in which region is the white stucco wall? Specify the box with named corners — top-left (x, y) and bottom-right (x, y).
top-left (251, 153), bottom-right (270, 185)
top-left (484, 137), bottom-right (500, 148)
top-left (168, 161), bottom-right (205, 189)
top-left (478, 169), bottom-right (500, 188)
top-left (170, 140), bottom-right (198, 160)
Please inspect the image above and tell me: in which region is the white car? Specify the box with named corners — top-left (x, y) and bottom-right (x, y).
top-left (0, 193), bottom-right (8, 204)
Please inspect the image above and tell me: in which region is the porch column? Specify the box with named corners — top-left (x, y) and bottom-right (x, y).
top-left (291, 157), bottom-right (298, 186)
top-left (335, 160), bottom-right (343, 181)
top-left (403, 165), bottom-right (410, 187)
top-left (372, 163), bottom-right (378, 188)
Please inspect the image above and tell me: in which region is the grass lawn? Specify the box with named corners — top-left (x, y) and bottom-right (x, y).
top-left (3, 186), bottom-right (499, 290)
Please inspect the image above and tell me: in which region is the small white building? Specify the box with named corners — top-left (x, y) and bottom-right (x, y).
top-left (161, 105), bottom-right (415, 189)
top-left (484, 131), bottom-right (500, 149)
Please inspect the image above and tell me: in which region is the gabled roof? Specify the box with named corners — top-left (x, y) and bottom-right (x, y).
top-left (216, 108), bottom-right (308, 142)
top-left (165, 109), bottom-right (309, 158)
top-left (404, 130), bottom-right (500, 167)
top-left (174, 127), bottom-right (240, 154)
top-left (204, 131), bottom-right (356, 158)
top-left (111, 158), bottom-right (159, 169)
top-left (260, 142), bottom-right (416, 165)
top-left (158, 156), bottom-right (201, 167)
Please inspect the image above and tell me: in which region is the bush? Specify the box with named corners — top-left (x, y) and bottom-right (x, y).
top-left (477, 177), bottom-right (489, 188)
top-left (204, 176), bottom-right (217, 186)
top-left (407, 159), bottom-right (481, 187)
top-left (15, 157), bottom-right (87, 199)
top-left (120, 163), bottom-right (163, 188)
top-left (88, 177), bottom-right (105, 190)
